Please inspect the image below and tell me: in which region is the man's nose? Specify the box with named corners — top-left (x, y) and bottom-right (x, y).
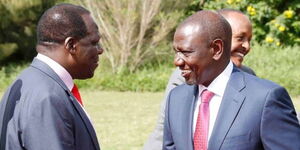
top-left (174, 54), bottom-right (185, 67)
top-left (242, 41), bottom-right (250, 52)
top-left (97, 45), bottom-right (104, 55)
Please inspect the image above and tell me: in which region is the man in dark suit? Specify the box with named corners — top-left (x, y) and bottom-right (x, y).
top-left (144, 9), bottom-right (256, 150)
top-left (163, 10), bottom-right (300, 150)
top-left (0, 3), bottom-right (103, 150)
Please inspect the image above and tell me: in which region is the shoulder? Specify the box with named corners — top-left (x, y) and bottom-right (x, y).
top-left (243, 72), bottom-right (281, 90)
top-left (239, 70), bottom-right (292, 108)
top-left (167, 84), bottom-right (197, 105)
top-left (240, 65), bottom-right (256, 76)
top-left (230, 67), bottom-right (286, 99)
top-left (16, 65), bottom-right (72, 111)
top-left (170, 83), bottom-right (195, 95)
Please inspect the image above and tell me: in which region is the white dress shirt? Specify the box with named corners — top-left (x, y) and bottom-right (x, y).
top-left (35, 53), bottom-right (92, 120)
top-left (36, 53), bottom-right (74, 91)
top-left (193, 61), bottom-right (233, 141)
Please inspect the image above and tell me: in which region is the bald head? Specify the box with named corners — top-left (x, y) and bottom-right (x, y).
top-left (173, 10), bottom-right (233, 86)
top-left (218, 9), bottom-right (244, 16)
top-left (218, 9), bottom-right (251, 30)
top-left (37, 3), bottom-right (90, 44)
top-left (218, 9), bottom-right (249, 21)
top-left (176, 10), bottom-right (232, 56)
top-left (217, 9), bottom-right (253, 67)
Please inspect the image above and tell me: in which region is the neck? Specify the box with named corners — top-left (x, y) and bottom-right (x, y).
top-left (36, 44), bottom-right (71, 77)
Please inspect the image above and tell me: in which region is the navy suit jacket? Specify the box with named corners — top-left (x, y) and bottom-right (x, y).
top-left (163, 67), bottom-right (300, 150)
top-left (0, 59), bottom-right (100, 150)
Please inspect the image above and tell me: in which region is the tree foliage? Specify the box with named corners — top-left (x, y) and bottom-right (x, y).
top-left (77, 0), bottom-right (190, 73)
top-left (186, 0), bottom-right (300, 46)
top-left (0, 0), bottom-right (65, 64)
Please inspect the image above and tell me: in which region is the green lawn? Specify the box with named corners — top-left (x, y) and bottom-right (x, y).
top-left (0, 91), bottom-right (299, 150)
top-left (82, 91), bottom-right (163, 150)
top-left (82, 91), bottom-right (299, 150)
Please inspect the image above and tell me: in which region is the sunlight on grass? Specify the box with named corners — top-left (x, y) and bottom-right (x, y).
top-left (292, 96), bottom-right (300, 111)
top-left (82, 90), bottom-right (163, 150)
top-left (0, 91), bottom-right (299, 150)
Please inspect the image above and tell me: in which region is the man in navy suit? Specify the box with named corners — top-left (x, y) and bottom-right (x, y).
top-left (144, 9), bottom-right (257, 150)
top-left (0, 3), bottom-right (103, 150)
top-left (163, 10), bottom-right (300, 150)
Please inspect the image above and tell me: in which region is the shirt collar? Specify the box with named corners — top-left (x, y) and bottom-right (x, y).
top-left (198, 61), bottom-right (233, 97)
top-left (36, 53), bottom-right (74, 91)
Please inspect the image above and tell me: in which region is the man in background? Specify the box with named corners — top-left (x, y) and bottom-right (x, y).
top-left (164, 10), bottom-right (300, 150)
top-left (144, 9), bottom-right (256, 150)
top-left (0, 3), bottom-right (103, 150)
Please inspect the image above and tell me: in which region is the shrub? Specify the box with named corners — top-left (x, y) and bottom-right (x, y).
top-left (0, 0), bottom-right (68, 64)
top-left (0, 44), bottom-right (299, 97)
top-left (244, 43), bottom-right (300, 96)
top-left (0, 62), bottom-right (27, 91)
top-left (75, 62), bottom-right (174, 92)
top-left (186, 0), bottom-right (300, 46)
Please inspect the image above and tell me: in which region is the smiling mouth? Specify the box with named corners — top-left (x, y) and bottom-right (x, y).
top-left (93, 57), bottom-right (99, 64)
top-left (92, 59), bottom-right (99, 68)
top-left (232, 52), bottom-right (245, 58)
top-left (181, 70), bottom-right (191, 78)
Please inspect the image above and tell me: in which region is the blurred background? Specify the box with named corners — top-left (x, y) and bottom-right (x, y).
top-left (0, 0), bottom-right (299, 149)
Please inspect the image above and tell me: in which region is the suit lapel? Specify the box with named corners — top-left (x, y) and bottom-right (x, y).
top-left (30, 59), bottom-right (100, 150)
top-left (208, 67), bottom-right (246, 150)
top-left (69, 95), bottom-right (100, 149)
top-left (183, 85), bottom-right (199, 149)
top-left (30, 59), bottom-right (69, 91)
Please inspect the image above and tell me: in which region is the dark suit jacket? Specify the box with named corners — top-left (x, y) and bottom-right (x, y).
top-left (240, 65), bottom-right (256, 76)
top-left (163, 67), bottom-right (300, 150)
top-left (144, 65), bottom-right (256, 150)
top-left (0, 59), bottom-right (100, 150)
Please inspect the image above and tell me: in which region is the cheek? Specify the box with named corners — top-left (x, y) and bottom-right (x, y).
top-left (83, 47), bottom-right (96, 58)
top-left (231, 42), bottom-right (241, 52)
top-left (189, 59), bottom-right (205, 74)
top-left (185, 56), bottom-right (199, 68)
top-left (245, 46), bottom-right (251, 53)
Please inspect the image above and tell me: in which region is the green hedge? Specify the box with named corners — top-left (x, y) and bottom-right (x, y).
top-left (0, 44), bottom-right (299, 96)
top-left (244, 44), bottom-right (300, 96)
top-left (75, 63), bottom-right (173, 92)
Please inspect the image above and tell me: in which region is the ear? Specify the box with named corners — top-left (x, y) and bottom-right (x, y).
top-left (64, 37), bottom-right (78, 55)
top-left (210, 38), bottom-right (224, 61)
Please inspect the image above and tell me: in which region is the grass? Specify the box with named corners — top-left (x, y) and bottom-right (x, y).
top-left (66, 91), bottom-right (300, 150)
top-left (0, 90), bottom-right (299, 150)
top-left (81, 90), bottom-right (163, 150)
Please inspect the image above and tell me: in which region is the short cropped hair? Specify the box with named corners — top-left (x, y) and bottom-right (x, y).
top-left (37, 3), bottom-right (90, 44)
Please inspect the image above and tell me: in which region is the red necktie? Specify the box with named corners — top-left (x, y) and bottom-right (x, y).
top-left (194, 90), bottom-right (214, 150)
top-left (71, 84), bottom-right (83, 106)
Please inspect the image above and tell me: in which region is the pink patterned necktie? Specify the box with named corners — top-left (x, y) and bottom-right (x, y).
top-left (194, 89), bottom-right (214, 150)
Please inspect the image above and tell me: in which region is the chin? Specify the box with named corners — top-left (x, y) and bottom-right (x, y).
top-left (185, 79), bottom-right (197, 85)
top-left (77, 73), bottom-right (94, 80)
top-left (86, 73), bottom-right (94, 79)
top-left (85, 69), bottom-right (95, 79)
top-left (232, 59), bottom-right (242, 67)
